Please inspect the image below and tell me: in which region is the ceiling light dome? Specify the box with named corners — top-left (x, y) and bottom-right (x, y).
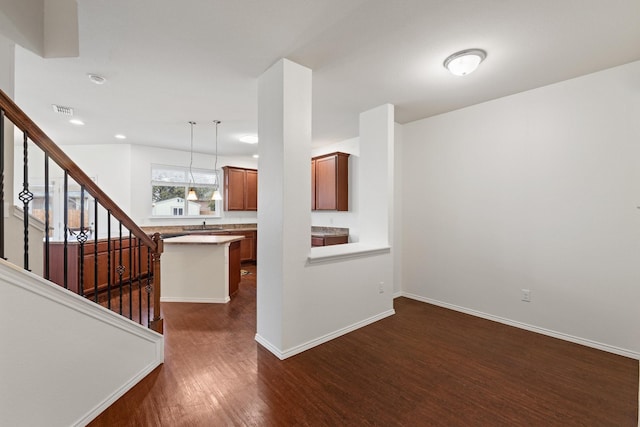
top-left (444, 49), bottom-right (487, 76)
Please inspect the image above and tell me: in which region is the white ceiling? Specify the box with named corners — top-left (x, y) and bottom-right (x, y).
top-left (13, 0), bottom-right (640, 157)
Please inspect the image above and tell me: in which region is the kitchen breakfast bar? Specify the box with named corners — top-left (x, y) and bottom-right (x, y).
top-left (160, 234), bottom-right (244, 303)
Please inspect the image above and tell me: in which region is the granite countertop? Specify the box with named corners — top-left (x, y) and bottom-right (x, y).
top-left (311, 226), bottom-right (349, 237)
top-left (142, 224), bottom-right (257, 236)
top-left (163, 235), bottom-right (245, 245)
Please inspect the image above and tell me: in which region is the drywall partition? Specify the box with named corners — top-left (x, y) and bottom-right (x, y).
top-left (401, 60), bottom-right (640, 358)
top-left (256, 58), bottom-right (394, 358)
top-left (0, 260), bottom-right (163, 426)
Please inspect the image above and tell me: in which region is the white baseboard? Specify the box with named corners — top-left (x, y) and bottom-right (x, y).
top-left (75, 358), bottom-right (163, 426)
top-left (1, 260), bottom-right (164, 426)
top-left (161, 296), bottom-right (230, 303)
top-left (256, 308), bottom-right (396, 360)
top-left (400, 292), bottom-right (640, 360)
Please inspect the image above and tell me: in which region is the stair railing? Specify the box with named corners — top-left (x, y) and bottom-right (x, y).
top-left (0, 89), bottom-right (163, 333)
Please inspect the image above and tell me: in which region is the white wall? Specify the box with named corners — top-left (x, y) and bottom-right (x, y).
top-left (401, 60), bottom-right (640, 357)
top-left (0, 260), bottom-right (163, 426)
top-left (60, 144), bottom-right (258, 227)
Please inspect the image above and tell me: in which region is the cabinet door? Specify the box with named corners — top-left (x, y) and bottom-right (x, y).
top-left (245, 170), bottom-right (258, 211)
top-left (83, 251), bottom-right (110, 294)
top-left (240, 231), bottom-right (256, 261)
top-left (315, 155), bottom-right (337, 210)
top-left (225, 167), bottom-right (247, 210)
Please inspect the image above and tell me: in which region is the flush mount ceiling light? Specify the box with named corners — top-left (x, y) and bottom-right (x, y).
top-left (69, 118), bottom-right (85, 126)
top-left (114, 134), bottom-right (127, 140)
top-left (239, 135), bottom-right (258, 144)
top-left (88, 73), bottom-right (107, 85)
top-left (444, 49), bottom-right (487, 76)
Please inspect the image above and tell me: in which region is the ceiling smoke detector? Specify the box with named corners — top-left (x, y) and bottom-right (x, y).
top-left (88, 73), bottom-right (107, 85)
top-left (52, 104), bottom-right (74, 116)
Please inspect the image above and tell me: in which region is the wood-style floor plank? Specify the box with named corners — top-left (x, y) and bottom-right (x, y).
top-left (90, 265), bottom-right (638, 426)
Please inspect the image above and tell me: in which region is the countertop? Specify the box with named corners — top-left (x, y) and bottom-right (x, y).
top-left (311, 226), bottom-right (349, 237)
top-left (141, 224), bottom-right (257, 237)
top-left (163, 235), bottom-right (245, 245)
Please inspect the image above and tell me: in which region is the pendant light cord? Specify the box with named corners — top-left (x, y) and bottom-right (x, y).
top-left (213, 120), bottom-right (221, 185)
top-left (189, 121), bottom-right (196, 185)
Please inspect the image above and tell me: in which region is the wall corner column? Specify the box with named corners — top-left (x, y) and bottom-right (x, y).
top-left (256, 59), bottom-right (312, 355)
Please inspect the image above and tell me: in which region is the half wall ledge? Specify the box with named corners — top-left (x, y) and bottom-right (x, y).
top-left (307, 243), bottom-right (391, 265)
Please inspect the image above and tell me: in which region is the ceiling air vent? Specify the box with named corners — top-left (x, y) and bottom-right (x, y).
top-left (52, 104), bottom-right (74, 116)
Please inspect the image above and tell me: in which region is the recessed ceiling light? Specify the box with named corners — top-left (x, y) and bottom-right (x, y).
top-left (239, 135), bottom-right (258, 144)
top-left (252, 154), bottom-right (259, 159)
top-left (69, 119), bottom-right (85, 126)
top-left (88, 73), bottom-right (107, 84)
top-left (444, 49), bottom-right (486, 76)
top-left (115, 134), bottom-right (127, 140)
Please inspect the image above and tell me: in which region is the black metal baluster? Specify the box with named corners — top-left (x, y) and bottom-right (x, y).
top-left (138, 238), bottom-right (143, 325)
top-left (146, 250), bottom-right (152, 327)
top-left (93, 198), bottom-right (98, 302)
top-left (107, 211), bottom-right (112, 309)
top-left (118, 222), bottom-right (124, 315)
top-left (19, 131), bottom-right (33, 271)
top-left (77, 186), bottom-right (88, 297)
top-left (43, 153), bottom-right (50, 279)
top-left (128, 230), bottom-right (133, 320)
top-left (0, 108), bottom-right (5, 260)
top-left (63, 172), bottom-right (69, 289)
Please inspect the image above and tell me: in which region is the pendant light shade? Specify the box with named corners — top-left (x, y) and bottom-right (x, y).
top-left (211, 189), bottom-right (222, 201)
top-left (187, 188), bottom-right (198, 201)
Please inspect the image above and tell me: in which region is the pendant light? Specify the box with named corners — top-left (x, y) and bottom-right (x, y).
top-left (211, 120), bottom-right (223, 201)
top-left (187, 121), bottom-right (198, 201)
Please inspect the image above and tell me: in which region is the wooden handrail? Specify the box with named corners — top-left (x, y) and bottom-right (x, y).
top-left (0, 89), bottom-right (156, 251)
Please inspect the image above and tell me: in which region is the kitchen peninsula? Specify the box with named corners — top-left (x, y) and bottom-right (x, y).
top-left (161, 234), bottom-right (244, 303)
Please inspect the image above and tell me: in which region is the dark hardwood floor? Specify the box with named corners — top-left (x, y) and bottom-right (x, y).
top-left (90, 265), bottom-right (638, 426)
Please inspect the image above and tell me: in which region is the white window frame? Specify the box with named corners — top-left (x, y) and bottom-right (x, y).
top-left (151, 164), bottom-right (222, 218)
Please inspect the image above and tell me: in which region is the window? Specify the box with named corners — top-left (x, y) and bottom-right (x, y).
top-left (151, 164), bottom-right (221, 217)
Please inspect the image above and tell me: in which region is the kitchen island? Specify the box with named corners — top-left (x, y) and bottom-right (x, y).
top-left (161, 234), bottom-right (244, 303)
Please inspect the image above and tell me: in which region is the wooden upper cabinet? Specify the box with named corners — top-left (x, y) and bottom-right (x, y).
top-left (312, 152), bottom-right (349, 211)
top-left (245, 169), bottom-right (258, 210)
top-left (223, 166), bottom-right (258, 211)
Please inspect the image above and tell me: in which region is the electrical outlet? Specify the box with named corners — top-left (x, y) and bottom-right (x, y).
top-left (378, 282), bottom-right (384, 294)
top-left (521, 289), bottom-right (531, 302)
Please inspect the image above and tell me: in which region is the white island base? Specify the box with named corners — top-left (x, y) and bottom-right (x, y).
top-left (160, 235), bottom-right (244, 303)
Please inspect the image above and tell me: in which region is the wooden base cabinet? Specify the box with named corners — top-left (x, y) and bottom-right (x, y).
top-left (311, 234), bottom-right (348, 247)
top-left (47, 237), bottom-right (150, 295)
top-left (207, 230), bottom-right (256, 263)
top-left (312, 152), bottom-right (349, 211)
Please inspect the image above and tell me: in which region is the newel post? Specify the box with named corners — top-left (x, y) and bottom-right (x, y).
top-left (149, 232), bottom-right (164, 333)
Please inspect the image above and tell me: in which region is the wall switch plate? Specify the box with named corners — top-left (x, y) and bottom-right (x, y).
top-left (521, 289), bottom-right (531, 302)
top-left (378, 282), bottom-right (384, 294)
